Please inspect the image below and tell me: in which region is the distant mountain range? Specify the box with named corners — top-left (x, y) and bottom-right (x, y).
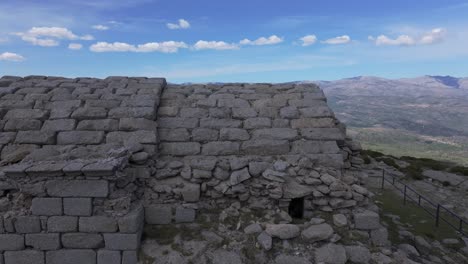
top-left (313, 75), bottom-right (468, 165)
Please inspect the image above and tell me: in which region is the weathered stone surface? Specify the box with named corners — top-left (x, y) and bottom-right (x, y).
top-left (25, 233), bottom-right (61, 250)
top-left (4, 119), bottom-right (42, 131)
top-left (275, 255), bottom-right (312, 264)
top-left (243, 117), bottom-right (271, 129)
top-left (145, 205), bottom-right (172, 224)
top-left (200, 118), bottom-right (242, 129)
top-left (248, 161), bottom-right (271, 176)
top-left (241, 139), bottom-right (289, 155)
top-left (119, 118), bottom-right (157, 131)
top-left (118, 206), bottom-right (144, 233)
top-left (15, 131), bottom-right (55, 144)
top-left (4, 250), bottom-right (44, 264)
top-left (0, 234), bottom-right (24, 250)
top-left (0, 132), bottom-right (16, 144)
top-left (175, 207), bottom-right (196, 223)
top-left (291, 140), bottom-right (340, 154)
top-left (97, 250), bottom-right (121, 264)
top-left (76, 119), bottom-right (118, 131)
top-left (345, 246), bottom-right (371, 264)
top-left (332, 214), bottom-right (348, 227)
top-left (46, 180), bottom-right (108, 197)
top-left (252, 128), bottom-right (298, 140)
top-left (219, 128), bottom-right (250, 141)
top-left (46, 250), bottom-right (96, 264)
top-left (158, 117), bottom-right (198, 128)
top-left (300, 128), bottom-right (345, 140)
top-left (108, 107), bottom-right (155, 119)
top-left (353, 210), bottom-right (380, 230)
top-left (57, 131), bottom-right (104, 145)
top-left (191, 128), bottom-right (218, 141)
top-left (230, 168), bottom-right (251, 186)
top-left (14, 216), bottom-right (41, 233)
top-left (159, 128), bottom-right (190, 141)
top-left (63, 198), bottom-right (92, 216)
top-left (181, 183), bottom-right (200, 202)
top-left (244, 223), bottom-right (263, 234)
top-left (422, 170), bottom-right (465, 186)
top-left (232, 107), bottom-right (257, 118)
top-left (4, 109), bottom-right (48, 120)
top-left (291, 118), bottom-right (335, 128)
top-left (42, 119), bottom-right (76, 131)
top-left (31, 198), bottom-right (62, 216)
top-left (257, 232), bottom-right (272, 250)
top-left (79, 216), bottom-right (118, 233)
top-left (371, 227), bottom-right (389, 246)
top-left (315, 244), bottom-right (347, 264)
top-left (265, 224), bottom-right (300, 239)
top-left (71, 107), bottom-right (107, 119)
top-left (48, 216), bottom-right (78, 232)
top-left (202, 142), bottom-right (240, 155)
top-left (160, 142), bottom-right (201, 155)
top-left (62, 233), bottom-right (104, 249)
top-left (301, 223), bottom-right (334, 242)
top-left (104, 233), bottom-right (140, 250)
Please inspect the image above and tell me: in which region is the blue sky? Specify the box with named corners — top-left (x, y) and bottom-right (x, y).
top-left (1, 0), bottom-right (468, 83)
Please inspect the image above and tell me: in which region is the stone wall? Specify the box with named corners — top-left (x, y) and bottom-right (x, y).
top-left (0, 76), bottom-right (366, 264)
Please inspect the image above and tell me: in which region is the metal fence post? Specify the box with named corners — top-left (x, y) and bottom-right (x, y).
top-left (436, 205), bottom-right (440, 227)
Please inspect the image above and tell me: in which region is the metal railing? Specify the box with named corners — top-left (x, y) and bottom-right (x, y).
top-left (380, 169), bottom-right (468, 237)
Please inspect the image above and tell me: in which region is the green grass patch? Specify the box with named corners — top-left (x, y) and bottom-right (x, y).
top-left (449, 166), bottom-right (468, 176)
top-left (373, 189), bottom-right (463, 242)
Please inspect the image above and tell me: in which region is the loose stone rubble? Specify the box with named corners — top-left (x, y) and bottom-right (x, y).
top-left (1, 75), bottom-right (464, 264)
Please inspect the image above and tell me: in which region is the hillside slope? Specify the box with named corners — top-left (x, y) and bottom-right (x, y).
top-left (316, 76), bottom-right (468, 165)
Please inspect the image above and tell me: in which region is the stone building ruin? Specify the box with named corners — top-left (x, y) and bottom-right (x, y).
top-left (0, 76), bottom-right (367, 264)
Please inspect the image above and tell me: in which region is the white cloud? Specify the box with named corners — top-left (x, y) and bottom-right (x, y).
top-left (68, 43), bottom-right (83, 50)
top-left (370, 27), bottom-right (446, 46)
top-left (92, 25), bottom-right (109, 31)
top-left (0, 52), bottom-right (25, 62)
top-left (0, 36), bottom-right (9, 43)
top-left (322, 35), bottom-right (351, 45)
top-left (167, 19), bottom-right (190, 29)
top-left (374, 34), bottom-right (415, 46)
top-left (299, 35), bottom-right (317, 46)
top-left (14, 27), bottom-right (94, 47)
top-left (420, 28), bottom-right (446, 44)
top-left (193, 40), bottom-right (239, 50)
top-left (239, 35), bottom-right (283, 45)
top-left (90, 41), bottom-right (188, 53)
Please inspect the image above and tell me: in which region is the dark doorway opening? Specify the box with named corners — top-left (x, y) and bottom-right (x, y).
top-left (288, 198), bottom-right (304, 218)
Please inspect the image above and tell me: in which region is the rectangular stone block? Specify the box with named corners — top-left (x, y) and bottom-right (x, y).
top-left (46, 180), bottom-right (109, 197)
top-left (299, 106), bottom-right (333, 118)
top-left (85, 99), bottom-right (121, 108)
top-left (31, 198), bottom-right (62, 216)
top-left (201, 142), bottom-right (240, 155)
top-left (291, 118), bottom-right (336, 128)
top-left (243, 117), bottom-right (272, 129)
top-left (0, 234), bottom-right (24, 251)
top-left (108, 107), bottom-right (155, 119)
top-left (79, 216), bottom-right (118, 233)
top-left (97, 250), bottom-right (121, 264)
top-left (71, 107), bottom-right (107, 119)
top-left (158, 128), bottom-right (190, 142)
top-left (25, 162), bottom-right (65, 177)
top-left (145, 205), bottom-right (172, 224)
top-left (106, 131), bottom-right (157, 144)
top-left (15, 131), bottom-right (55, 144)
top-left (14, 216), bottom-right (41, 234)
top-left (158, 117), bottom-right (198, 128)
top-left (200, 118), bottom-right (242, 129)
top-left (291, 141), bottom-right (340, 154)
top-left (119, 118), bottom-right (157, 131)
top-left (118, 205), bottom-right (144, 233)
top-left (217, 98), bottom-right (250, 108)
top-left (4, 109), bottom-right (48, 120)
top-left (160, 142), bottom-right (200, 156)
top-left (251, 128), bottom-right (298, 140)
top-left (57, 131), bottom-right (104, 145)
top-left (175, 207), bottom-right (196, 223)
top-left (241, 139), bottom-right (290, 155)
top-left (219, 128), bottom-right (250, 141)
top-left (158, 106), bottom-right (178, 116)
top-left (4, 250), bottom-right (44, 264)
top-left (63, 198), bottom-right (92, 216)
top-left (47, 216), bottom-right (78, 232)
top-left (4, 119), bottom-right (42, 131)
top-left (42, 119), bottom-right (76, 131)
top-left (81, 162), bottom-right (117, 177)
top-left (122, 251), bottom-right (138, 264)
top-left (46, 250), bottom-right (96, 264)
top-left (191, 128), bottom-right (218, 142)
top-left (25, 233), bottom-right (60, 250)
top-left (62, 233), bottom-right (104, 249)
top-left (0, 132), bottom-right (16, 144)
top-left (103, 233), bottom-right (141, 250)
top-left (76, 119), bottom-right (118, 131)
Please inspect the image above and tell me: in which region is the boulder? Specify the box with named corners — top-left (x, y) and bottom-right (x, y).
top-left (315, 243), bottom-right (347, 264)
top-left (301, 223), bottom-right (334, 242)
top-left (265, 224), bottom-right (300, 240)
